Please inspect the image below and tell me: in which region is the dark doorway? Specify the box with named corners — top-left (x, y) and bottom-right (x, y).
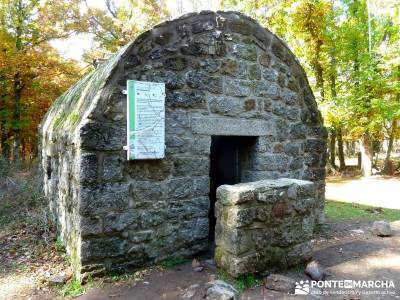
top-left (208, 136), bottom-right (257, 249)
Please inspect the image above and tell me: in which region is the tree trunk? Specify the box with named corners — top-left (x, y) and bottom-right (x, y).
top-left (12, 4), bottom-right (23, 161)
top-left (0, 78), bottom-right (9, 161)
top-left (337, 128), bottom-right (346, 170)
top-left (12, 75), bottom-right (22, 161)
top-left (329, 128), bottom-right (336, 167)
top-left (359, 132), bottom-right (373, 177)
top-left (1, 122), bottom-right (10, 160)
top-left (383, 121), bottom-right (396, 175)
top-left (314, 41), bottom-right (325, 101)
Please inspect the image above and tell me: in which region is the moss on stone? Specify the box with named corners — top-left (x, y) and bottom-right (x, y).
top-left (41, 43), bottom-right (130, 138)
top-left (69, 112), bottom-right (79, 125)
top-left (214, 246), bottom-right (224, 266)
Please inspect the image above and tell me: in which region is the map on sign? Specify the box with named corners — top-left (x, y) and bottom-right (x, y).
top-left (127, 80), bottom-right (165, 160)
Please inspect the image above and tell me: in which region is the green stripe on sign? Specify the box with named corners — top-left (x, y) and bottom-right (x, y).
top-left (127, 80), bottom-right (136, 160)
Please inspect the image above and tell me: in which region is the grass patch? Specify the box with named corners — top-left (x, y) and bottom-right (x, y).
top-left (159, 257), bottom-right (188, 268)
top-left (217, 270), bottom-right (261, 293)
top-left (59, 278), bottom-right (84, 297)
top-left (325, 200), bottom-right (400, 222)
top-left (234, 274), bottom-right (261, 292)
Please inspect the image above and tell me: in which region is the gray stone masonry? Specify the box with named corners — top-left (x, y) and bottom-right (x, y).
top-left (39, 11), bottom-right (327, 280)
top-left (215, 178), bottom-right (316, 277)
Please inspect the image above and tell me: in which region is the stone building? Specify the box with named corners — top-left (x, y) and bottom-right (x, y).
top-left (39, 11), bottom-right (327, 279)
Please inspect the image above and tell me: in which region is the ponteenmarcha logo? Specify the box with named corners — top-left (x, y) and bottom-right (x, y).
top-left (294, 279), bottom-right (395, 296)
top-left (312, 280), bottom-right (395, 289)
top-left (295, 280), bottom-right (310, 294)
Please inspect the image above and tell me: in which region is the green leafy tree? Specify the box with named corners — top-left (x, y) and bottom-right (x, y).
top-left (78, 0), bottom-right (170, 63)
top-left (221, 0), bottom-right (400, 176)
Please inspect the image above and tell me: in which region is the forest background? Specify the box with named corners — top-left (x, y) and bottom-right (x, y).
top-left (0, 0), bottom-right (399, 177)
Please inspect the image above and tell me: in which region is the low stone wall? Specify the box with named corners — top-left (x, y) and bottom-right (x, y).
top-left (214, 178), bottom-right (317, 277)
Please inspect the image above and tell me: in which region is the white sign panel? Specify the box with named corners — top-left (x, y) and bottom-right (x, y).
top-left (127, 80), bottom-right (165, 160)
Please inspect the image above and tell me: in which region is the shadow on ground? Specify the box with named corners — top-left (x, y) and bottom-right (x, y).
top-left (73, 221), bottom-right (400, 300)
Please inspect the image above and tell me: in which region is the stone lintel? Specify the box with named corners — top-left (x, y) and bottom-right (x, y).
top-left (191, 117), bottom-right (274, 136)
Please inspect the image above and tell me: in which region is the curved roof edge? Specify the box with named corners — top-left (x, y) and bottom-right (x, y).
top-left (40, 10), bottom-right (316, 144)
top-left (40, 42), bottom-right (132, 143)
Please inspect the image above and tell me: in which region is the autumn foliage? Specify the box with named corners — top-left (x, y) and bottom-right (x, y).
top-left (0, 0), bottom-right (169, 161)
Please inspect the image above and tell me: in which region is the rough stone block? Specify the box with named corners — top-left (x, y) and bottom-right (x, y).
top-left (146, 160), bottom-right (173, 181)
top-left (79, 183), bottom-right (129, 216)
top-left (217, 184), bottom-right (255, 205)
top-left (206, 280), bottom-right (238, 300)
top-left (80, 216), bottom-right (103, 236)
top-left (163, 56), bottom-right (187, 70)
top-left (247, 64), bottom-right (261, 80)
top-left (191, 19), bottom-right (216, 33)
top-left (191, 135), bottom-right (211, 154)
top-left (265, 274), bottom-right (296, 294)
top-left (200, 58), bottom-right (222, 73)
top-left (193, 176), bottom-right (210, 197)
top-left (286, 241), bottom-right (312, 266)
top-left (80, 237), bottom-right (126, 262)
top-left (185, 70), bottom-right (223, 94)
top-left (232, 44), bottom-right (257, 61)
top-left (172, 156), bottom-right (210, 176)
top-left (103, 155), bottom-right (123, 182)
top-left (151, 70), bottom-right (185, 90)
top-left (80, 122), bottom-right (125, 151)
top-left (104, 211), bottom-right (138, 232)
top-left (133, 181), bottom-right (165, 201)
top-left (209, 96), bottom-right (241, 116)
top-left (167, 177), bottom-right (194, 199)
top-left (216, 227), bottom-right (253, 256)
top-left (130, 230), bottom-right (153, 243)
top-left (252, 154), bottom-right (289, 171)
top-left (227, 16), bottom-right (253, 35)
top-left (254, 81), bottom-right (280, 99)
top-left (262, 68), bottom-right (278, 82)
top-left (193, 217), bottom-right (209, 240)
top-left (167, 197), bottom-right (209, 219)
top-left (165, 110), bottom-right (190, 135)
top-left (221, 58), bottom-right (247, 78)
top-left (259, 53), bottom-right (272, 66)
top-left (304, 139), bottom-right (326, 153)
top-left (222, 207), bottom-right (257, 228)
top-left (224, 78), bottom-right (252, 97)
top-left (140, 210), bottom-right (164, 228)
top-left (77, 152), bottom-right (98, 184)
top-left (166, 90), bottom-right (206, 109)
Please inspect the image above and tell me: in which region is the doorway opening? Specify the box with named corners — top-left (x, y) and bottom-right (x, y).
top-left (208, 136), bottom-right (257, 251)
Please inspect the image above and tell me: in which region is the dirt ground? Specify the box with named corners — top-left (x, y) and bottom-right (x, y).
top-left (326, 175), bottom-right (400, 209)
top-left (74, 220), bottom-right (400, 300)
top-left (4, 218), bottom-right (397, 300)
top-left (2, 175), bottom-right (400, 299)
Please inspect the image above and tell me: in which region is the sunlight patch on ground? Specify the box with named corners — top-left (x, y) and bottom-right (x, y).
top-left (326, 176), bottom-right (400, 210)
top-left (0, 273), bottom-right (36, 299)
top-left (328, 250), bottom-right (400, 278)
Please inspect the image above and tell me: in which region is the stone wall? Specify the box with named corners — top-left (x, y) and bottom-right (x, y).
top-left (215, 179), bottom-right (317, 277)
top-left (40, 11), bottom-right (327, 279)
